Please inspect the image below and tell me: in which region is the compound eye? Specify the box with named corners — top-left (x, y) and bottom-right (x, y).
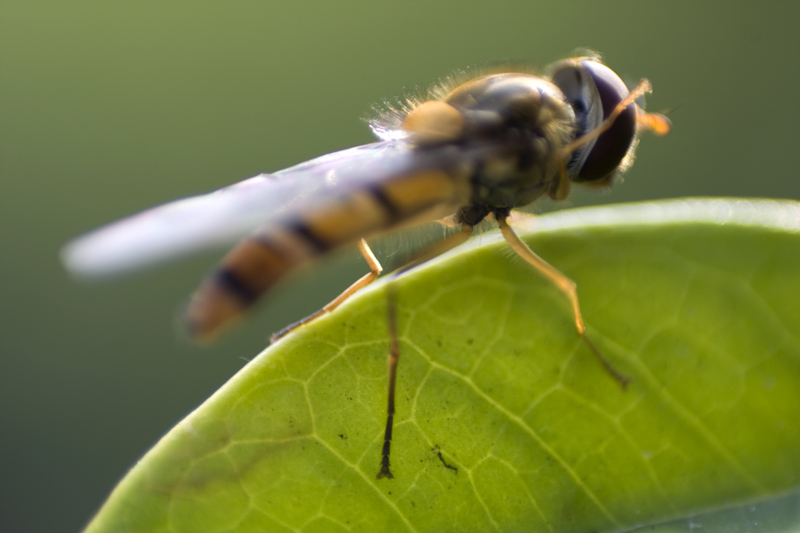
top-left (550, 58), bottom-right (637, 183)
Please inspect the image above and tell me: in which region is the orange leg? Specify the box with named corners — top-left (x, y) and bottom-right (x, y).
top-left (398, 224), bottom-right (474, 273)
top-left (496, 214), bottom-right (630, 388)
top-left (270, 239), bottom-right (382, 342)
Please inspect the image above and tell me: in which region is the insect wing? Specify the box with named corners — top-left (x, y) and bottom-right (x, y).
top-left (61, 140), bottom-right (470, 278)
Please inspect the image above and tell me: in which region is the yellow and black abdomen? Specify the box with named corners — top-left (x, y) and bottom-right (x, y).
top-left (185, 167), bottom-right (468, 340)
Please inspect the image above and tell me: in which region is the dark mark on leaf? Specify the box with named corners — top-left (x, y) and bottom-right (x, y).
top-left (438, 452), bottom-right (458, 473)
top-left (432, 445), bottom-right (458, 474)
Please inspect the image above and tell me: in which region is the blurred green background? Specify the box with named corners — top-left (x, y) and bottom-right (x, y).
top-left (1, 2), bottom-right (798, 531)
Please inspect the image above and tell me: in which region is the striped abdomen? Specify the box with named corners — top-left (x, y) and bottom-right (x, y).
top-left (185, 168), bottom-right (468, 340)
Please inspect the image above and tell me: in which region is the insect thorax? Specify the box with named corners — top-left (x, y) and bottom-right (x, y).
top-left (403, 73), bottom-right (578, 227)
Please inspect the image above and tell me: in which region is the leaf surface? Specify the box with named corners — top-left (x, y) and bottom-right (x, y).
top-left (85, 198), bottom-right (800, 533)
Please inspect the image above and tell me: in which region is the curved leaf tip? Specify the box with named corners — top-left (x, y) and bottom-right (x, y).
top-left (85, 198), bottom-right (800, 533)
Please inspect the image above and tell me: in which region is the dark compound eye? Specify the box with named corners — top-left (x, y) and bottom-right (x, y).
top-left (549, 58), bottom-right (637, 184)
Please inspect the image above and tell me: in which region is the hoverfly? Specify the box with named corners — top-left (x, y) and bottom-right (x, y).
top-left (62, 53), bottom-right (669, 479)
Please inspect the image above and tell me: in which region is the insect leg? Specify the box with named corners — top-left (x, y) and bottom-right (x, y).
top-left (376, 222), bottom-right (474, 479)
top-left (270, 239), bottom-right (382, 342)
top-left (562, 78), bottom-right (668, 159)
top-left (397, 223), bottom-right (474, 273)
top-left (434, 214), bottom-right (459, 228)
top-left (377, 282), bottom-right (400, 479)
top-left (496, 213), bottom-right (630, 388)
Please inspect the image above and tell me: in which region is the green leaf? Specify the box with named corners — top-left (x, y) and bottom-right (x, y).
top-left (84, 198), bottom-right (800, 533)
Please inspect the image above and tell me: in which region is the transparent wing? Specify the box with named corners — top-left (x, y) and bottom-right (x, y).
top-left (61, 140), bottom-right (472, 278)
